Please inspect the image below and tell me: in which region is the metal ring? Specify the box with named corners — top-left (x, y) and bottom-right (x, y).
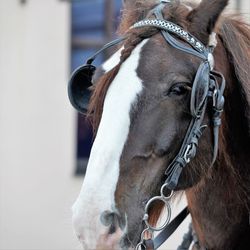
top-left (144, 196), bottom-right (171, 231)
top-left (135, 242), bottom-right (146, 250)
top-left (140, 228), bottom-right (151, 242)
top-left (160, 183), bottom-right (174, 199)
top-left (184, 144), bottom-right (192, 163)
top-left (135, 228), bottom-right (150, 250)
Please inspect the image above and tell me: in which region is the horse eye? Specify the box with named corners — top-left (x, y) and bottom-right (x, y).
top-left (169, 83), bottom-right (191, 96)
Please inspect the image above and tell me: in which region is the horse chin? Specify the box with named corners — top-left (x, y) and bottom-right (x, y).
top-left (94, 228), bottom-right (124, 250)
top-left (119, 221), bottom-right (146, 250)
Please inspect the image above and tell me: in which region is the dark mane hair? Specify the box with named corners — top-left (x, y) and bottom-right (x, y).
top-left (219, 15), bottom-right (250, 210)
top-left (220, 15), bottom-right (250, 126)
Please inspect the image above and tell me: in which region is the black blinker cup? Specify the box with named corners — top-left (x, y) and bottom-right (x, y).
top-left (68, 64), bottom-right (96, 114)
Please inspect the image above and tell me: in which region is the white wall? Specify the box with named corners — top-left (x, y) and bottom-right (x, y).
top-left (240, 0), bottom-right (250, 21)
top-left (228, 0), bottom-right (250, 21)
top-left (0, 0), bottom-right (82, 249)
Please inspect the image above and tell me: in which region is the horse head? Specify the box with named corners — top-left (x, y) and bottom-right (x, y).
top-left (70, 0), bottom-right (250, 249)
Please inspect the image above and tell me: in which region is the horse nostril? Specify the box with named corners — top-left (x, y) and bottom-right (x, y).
top-left (100, 210), bottom-right (122, 234)
top-left (100, 210), bottom-right (115, 227)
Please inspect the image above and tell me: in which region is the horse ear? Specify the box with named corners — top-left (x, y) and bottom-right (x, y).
top-left (122, 0), bottom-right (140, 9)
top-left (119, 0), bottom-right (139, 33)
top-left (187, 0), bottom-right (229, 45)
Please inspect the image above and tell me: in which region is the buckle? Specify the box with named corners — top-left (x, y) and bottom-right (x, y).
top-left (212, 89), bottom-right (218, 107)
top-left (184, 144), bottom-right (192, 163)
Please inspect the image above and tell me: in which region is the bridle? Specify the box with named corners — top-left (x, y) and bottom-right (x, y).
top-left (68, 1), bottom-right (225, 249)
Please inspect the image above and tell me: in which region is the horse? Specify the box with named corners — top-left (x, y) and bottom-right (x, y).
top-left (69, 0), bottom-right (250, 249)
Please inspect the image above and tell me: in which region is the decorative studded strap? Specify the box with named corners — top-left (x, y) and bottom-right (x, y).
top-left (152, 3), bottom-right (208, 60)
top-left (131, 19), bottom-right (206, 53)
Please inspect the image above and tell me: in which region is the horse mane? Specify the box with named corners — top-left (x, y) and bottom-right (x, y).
top-left (218, 15), bottom-right (250, 210)
top-left (219, 15), bottom-right (250, 130)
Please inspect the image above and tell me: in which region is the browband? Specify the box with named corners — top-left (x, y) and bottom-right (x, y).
top-left (132, 19), bottom-right (206, 54)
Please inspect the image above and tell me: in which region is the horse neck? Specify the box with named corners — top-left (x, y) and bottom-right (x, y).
top-left (185, 148), bottom-right (250, 249)
top-left (185, 170), bottom-right (250, 249)
top-left (185, 35), bottom-right (250, 250)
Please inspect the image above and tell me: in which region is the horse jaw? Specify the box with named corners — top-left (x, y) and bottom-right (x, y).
top-left (72, 39), bottom-right (148, 249)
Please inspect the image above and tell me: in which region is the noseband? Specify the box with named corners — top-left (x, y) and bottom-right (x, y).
top-left (68, 1), bottom-right (225, 249)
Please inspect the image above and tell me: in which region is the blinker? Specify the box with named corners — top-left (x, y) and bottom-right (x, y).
top-left (190, 61), bottom-right (210, 118)
top-left (68, 37), bottom-right (126, 114)
top-left (68, 64), bottom-right (96, 114)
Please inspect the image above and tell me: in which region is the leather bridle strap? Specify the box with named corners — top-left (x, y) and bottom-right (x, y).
top-left (209, 71), bottom-right (225, 165)
top-left (86, 37), bottom-right (126, 65)
top-left (142, 3), bottom-right (208, 59)
top-left (143, 207), bottom-right (190, 250)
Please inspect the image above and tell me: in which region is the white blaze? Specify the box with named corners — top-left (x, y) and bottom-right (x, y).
top-left (72, 39), bottom-right (148, 249)
top-left (102, 46), bottom-right (123, 72)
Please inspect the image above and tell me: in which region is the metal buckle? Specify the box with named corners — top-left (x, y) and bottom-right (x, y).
top-left (212, 89), bottom-right (218, 107)
top-left (184, 144), bottom-right (192, 163)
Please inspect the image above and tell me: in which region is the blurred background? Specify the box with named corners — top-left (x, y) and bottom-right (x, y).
top-left (0, 0), bottom-right (249, 249)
